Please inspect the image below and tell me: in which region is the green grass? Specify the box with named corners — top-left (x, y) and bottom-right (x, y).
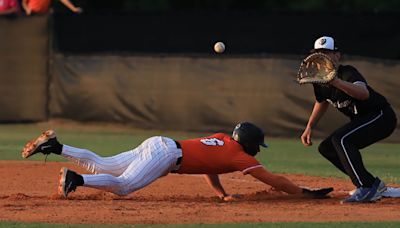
top-left (258, 138), bottom-right (400, 183)
top-left (1, 123), bottom-right (399, 183)
top-left (1, 123), bottom-right (400, 227)
top-left (0, 123), bottom-right (202, 161)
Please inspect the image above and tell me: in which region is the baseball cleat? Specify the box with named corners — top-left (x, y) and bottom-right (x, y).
top-left (21, 130), bottom-right (59, 158)
top-left (342, 177), bottom-right (386, 203)
top-left (58, 167), bottom-right (79, 198)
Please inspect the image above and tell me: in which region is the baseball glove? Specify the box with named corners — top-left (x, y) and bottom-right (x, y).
top-left (302, 187), bottom-right (334, 199)
top-left (297, 53), bottom-right (337, 84)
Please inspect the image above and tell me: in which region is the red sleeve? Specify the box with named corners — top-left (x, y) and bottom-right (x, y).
top-left (232, 152), bottom-right (263, 175)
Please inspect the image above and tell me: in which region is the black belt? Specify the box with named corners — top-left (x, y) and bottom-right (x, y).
top-left (174, 140), bottom-right (182, 166)
top-left (174, 140), bottom-right (182, 149)
top-left (176, 157), bottom-right (182, 166)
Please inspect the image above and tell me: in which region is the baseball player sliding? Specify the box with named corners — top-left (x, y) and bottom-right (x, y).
top-left (22, 122), bottom-right (332, 201)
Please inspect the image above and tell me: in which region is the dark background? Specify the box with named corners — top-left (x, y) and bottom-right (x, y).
top-left (58, 0), bottom-right (400, 13)
top-left (52, 0), bottom-right (400, 59)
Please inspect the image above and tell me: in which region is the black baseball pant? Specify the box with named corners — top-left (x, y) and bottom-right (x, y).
top-left (318, 106), bottom-right (397, 188)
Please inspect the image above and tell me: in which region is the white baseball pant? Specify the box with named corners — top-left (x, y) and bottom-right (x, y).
top-left (61, 136), bottom-right (182, 195)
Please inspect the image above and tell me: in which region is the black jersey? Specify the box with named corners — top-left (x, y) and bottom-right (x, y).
top-left (313, 65), bottom-right (390, 119)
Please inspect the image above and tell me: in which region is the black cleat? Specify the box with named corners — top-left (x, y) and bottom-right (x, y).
top-left (21, 130), bottom-right (59, 158)
top-left (58, 167), bottom-right (80, 198)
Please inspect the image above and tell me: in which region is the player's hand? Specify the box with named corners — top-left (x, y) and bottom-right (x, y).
top-left (73, 7), bottom-right (83, 14)
top-left (221, 194), bottom-right (242, 202)
top-left (302, 187), bottom-right (334, 199)
top-left (25, 7), bottom-right (32, 15)
top-left (301, 127), bottom-right (313, 146)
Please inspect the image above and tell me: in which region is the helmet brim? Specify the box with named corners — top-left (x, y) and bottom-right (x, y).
top-left (260, 142), bottom-right (268, 148)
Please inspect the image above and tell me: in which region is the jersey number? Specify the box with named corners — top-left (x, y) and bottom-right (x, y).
top-left (200, 138), bottom-right (225, 146)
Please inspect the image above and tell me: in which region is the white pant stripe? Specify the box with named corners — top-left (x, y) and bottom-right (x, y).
top-left (340, 110), bottom-right (383, 186)
top-left (62, 146), bottom-right (136, 176)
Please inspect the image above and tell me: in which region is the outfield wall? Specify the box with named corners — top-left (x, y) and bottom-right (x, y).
top-left (1, 15), bottom-right (400, 141)
top-left (49, 54), bottom-right (400, 140)
top-left (0, 16), bottom-right (48, 122)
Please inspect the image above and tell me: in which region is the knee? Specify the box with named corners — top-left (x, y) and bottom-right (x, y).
top-left (330, 134), bottom-right (342, 146)
top-left (114, 175), bottom-right (143, 196)
top-left (330, 133), bottom-right (355, 150)
top-left (112, 176), bottom-right (132, 196)
top-left (318, 139), bottom-right (333, 156)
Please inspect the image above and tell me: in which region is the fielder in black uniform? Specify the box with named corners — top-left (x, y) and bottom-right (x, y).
top-left (301, 36), bottom-right (397, 203)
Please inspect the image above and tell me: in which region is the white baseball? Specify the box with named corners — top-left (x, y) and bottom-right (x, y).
top-left (214, 42), bottom-right (225, 53)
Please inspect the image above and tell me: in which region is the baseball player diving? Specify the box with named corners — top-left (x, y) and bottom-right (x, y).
top-left (22, 122), bottom-right (333, 201)
top-left (300, 36), bottom-right (398, 203)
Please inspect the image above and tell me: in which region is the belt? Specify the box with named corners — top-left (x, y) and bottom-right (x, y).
top-left (176, 157), bottom-right (182, 166)
top-left (174, 140), bottom-right (182, 166)
top-left (174, 140), bottom-right (182, 149)
top-left (171, 140), bottom-right (183, 172)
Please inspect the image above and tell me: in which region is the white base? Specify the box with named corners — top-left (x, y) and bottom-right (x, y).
top-left (382, 187), bottom-right (400, 198)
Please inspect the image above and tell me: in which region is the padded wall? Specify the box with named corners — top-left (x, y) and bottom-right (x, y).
top-left (49, 55), bottom-right (400, 141)
top-left (0, 16), bottom-right (48, 122)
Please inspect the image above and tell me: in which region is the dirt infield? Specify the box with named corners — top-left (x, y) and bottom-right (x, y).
top-left (1, 161), bottom-right (399, 224)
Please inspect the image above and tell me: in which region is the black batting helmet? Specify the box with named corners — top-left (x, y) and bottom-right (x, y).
top-left (232, 122), bottom-right (268, 156)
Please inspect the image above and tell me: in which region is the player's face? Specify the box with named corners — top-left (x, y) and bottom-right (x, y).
top-left (317, 50), bottom-right (341, 64)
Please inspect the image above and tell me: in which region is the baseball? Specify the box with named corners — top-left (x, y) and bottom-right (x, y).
top-left (214, 42), bottom-right (225, 53)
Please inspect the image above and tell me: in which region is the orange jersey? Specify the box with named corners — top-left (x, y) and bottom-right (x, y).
top-left (27, 0), bottom-right (51, 13)
top-left (177, 133), bottom-right (262, 174)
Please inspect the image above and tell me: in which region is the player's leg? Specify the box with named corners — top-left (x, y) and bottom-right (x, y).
top-left (61, 145), bottom-right (136, 176)
top-left (350, 107), bottom-right (397, 149)
top-left (331, 108), bottom-right (396, 188)
top-left (59, 136), bottom-right (182, 197)
top-left (318, 137), bottom-right (348, 174)
top-left (331, 130), bottom-right (374, 188)
top-left (331, 107), bottom-right (396, 202)
top-left (21, 129), bottom-right (137, 176)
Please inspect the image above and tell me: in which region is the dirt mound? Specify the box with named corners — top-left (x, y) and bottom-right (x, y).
top-left (1, 161), bottom-right (399, 224)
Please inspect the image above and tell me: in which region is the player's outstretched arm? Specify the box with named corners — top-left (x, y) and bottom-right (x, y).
top-left (248, 167), bottom-right (333, 198)
top-left (203, 174), bottom-right (240, 201)
top-left (248, 167), bottom-right (302, 194)
top-left (60, 0), bottom-right (83, 13)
